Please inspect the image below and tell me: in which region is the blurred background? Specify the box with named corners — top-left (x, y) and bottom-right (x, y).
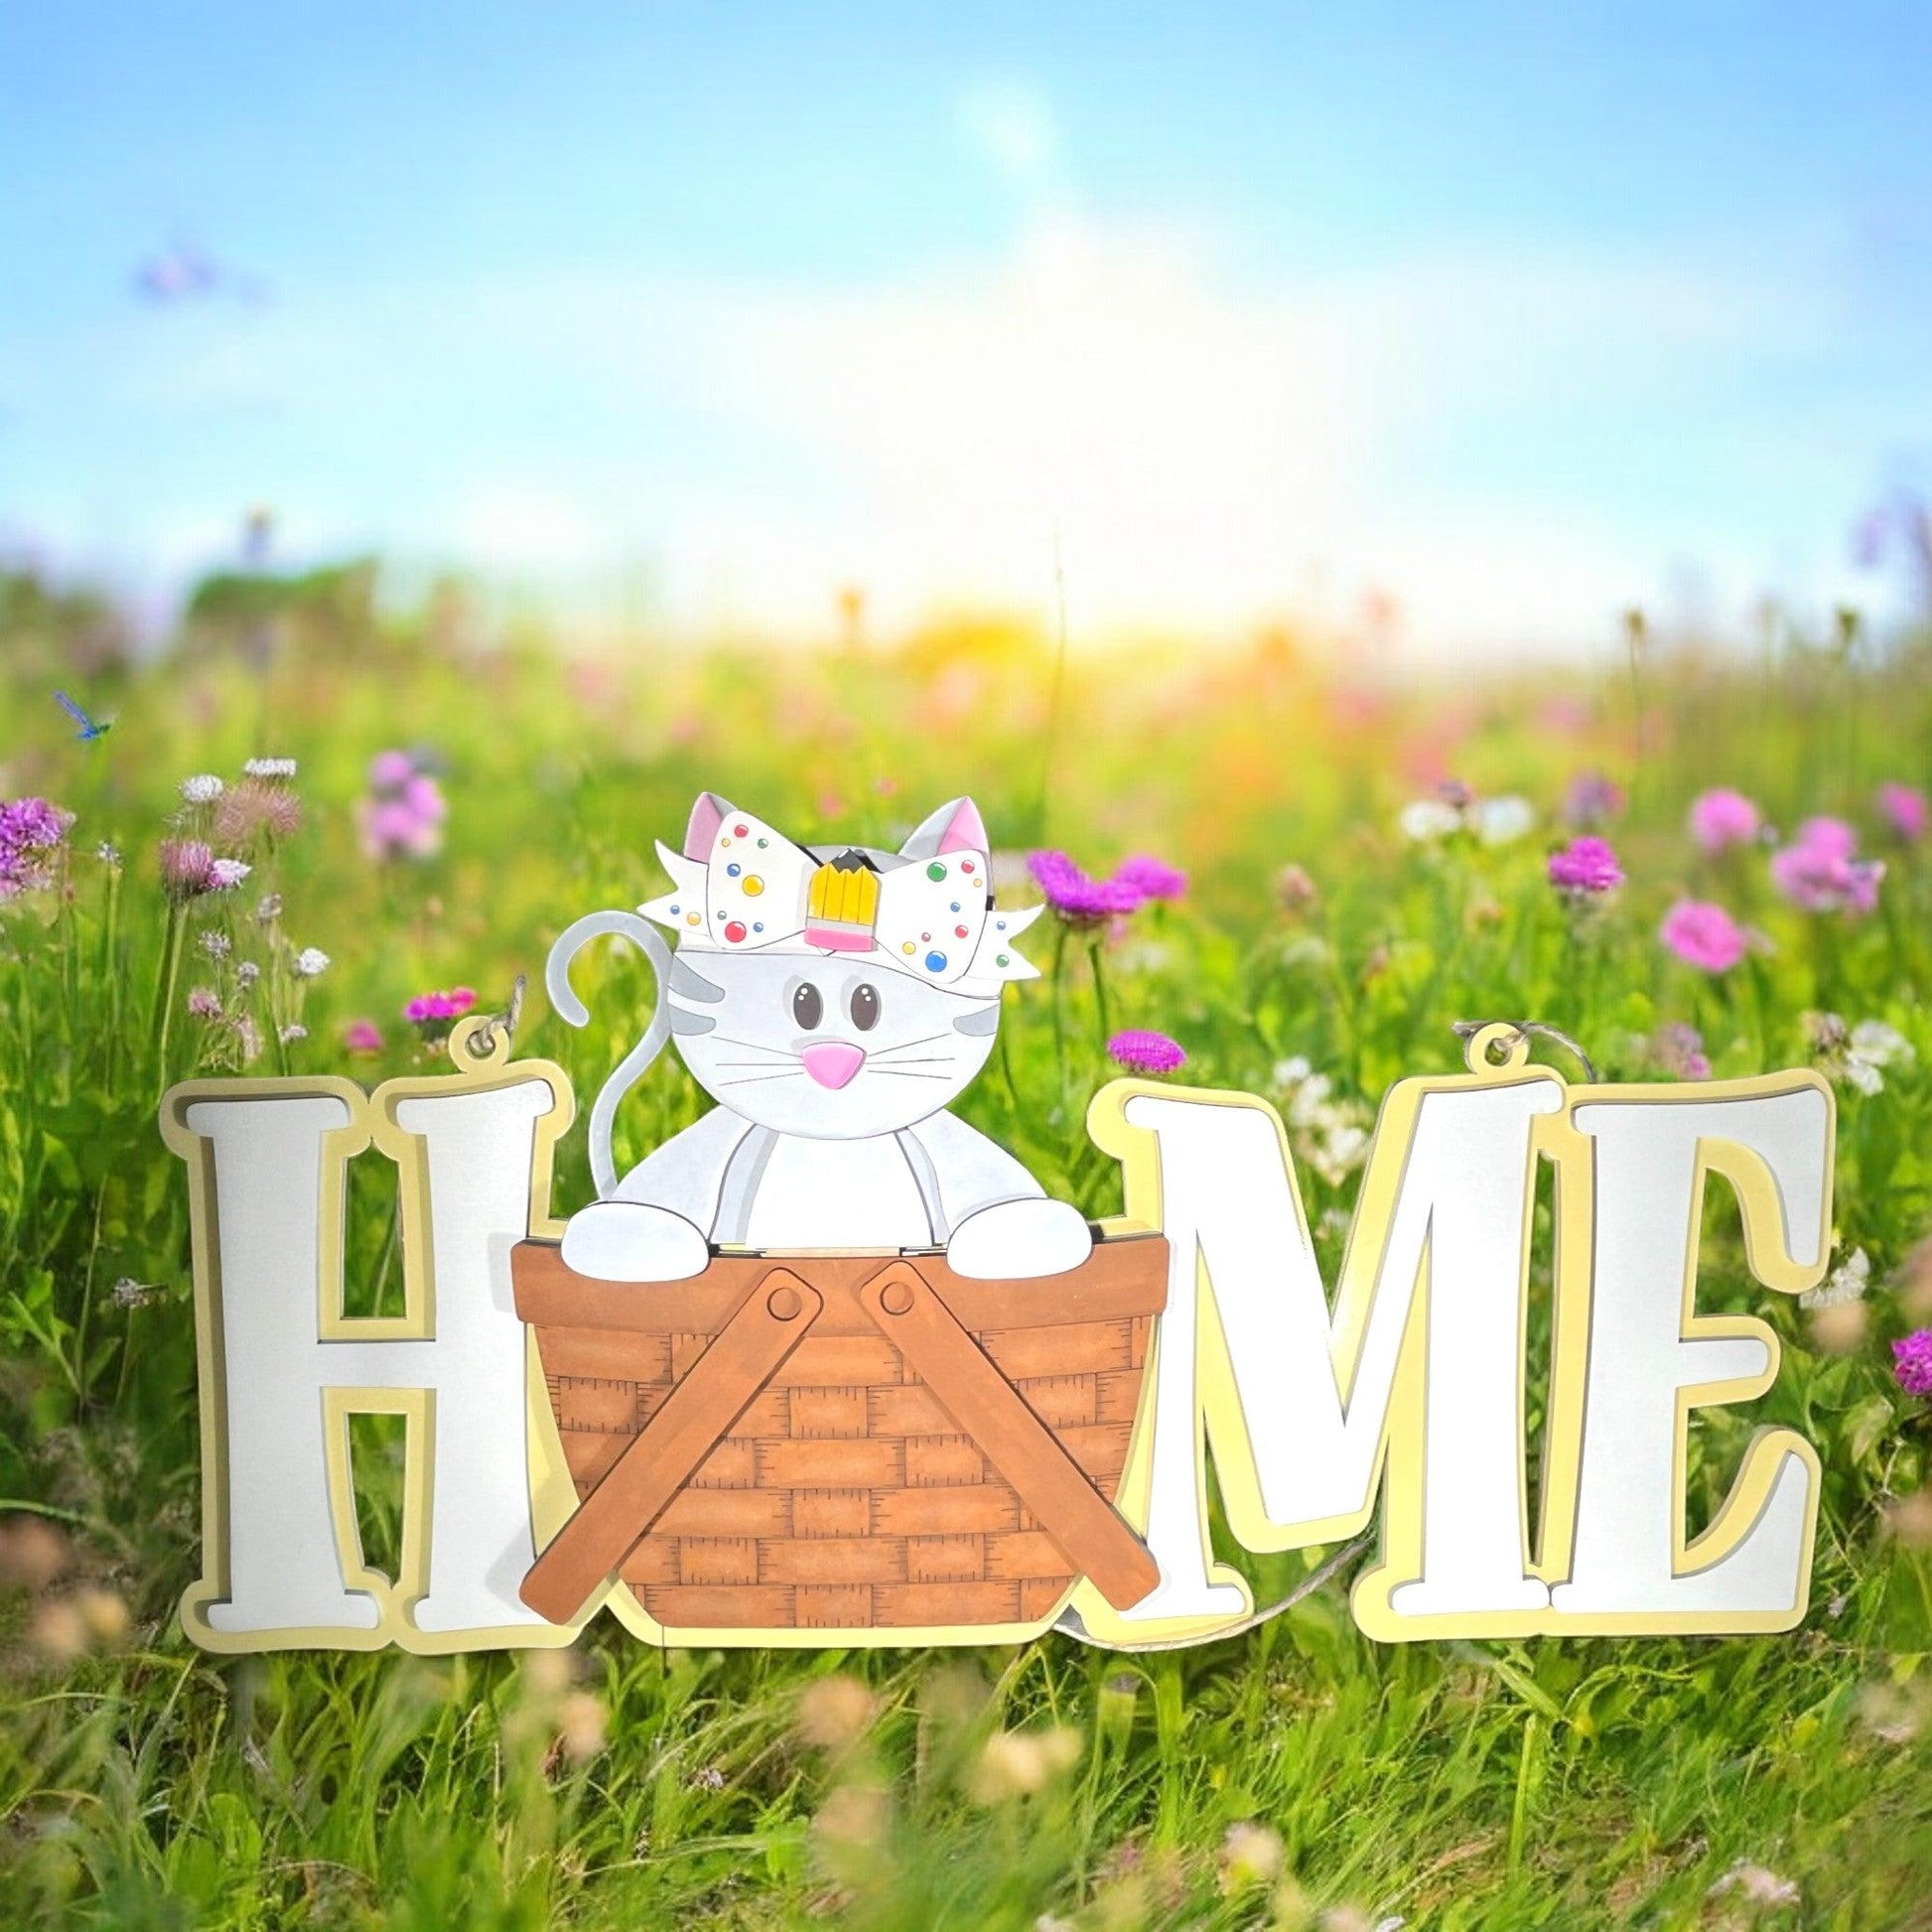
top-left (5, 0), bottom-right (1932, 663)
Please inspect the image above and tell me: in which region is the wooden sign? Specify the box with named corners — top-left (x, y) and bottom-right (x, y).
top-left (161, 795), bottom-right (1837, 1654)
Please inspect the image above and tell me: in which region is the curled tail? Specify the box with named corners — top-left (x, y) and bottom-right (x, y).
top-left (545, 909), bottom-right (673, 1197)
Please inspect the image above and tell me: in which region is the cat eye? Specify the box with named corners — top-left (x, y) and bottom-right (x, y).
top-left (849, 982), bottom-right (881, 1032)
top-left (791, 982), bottom-right (823, 1031)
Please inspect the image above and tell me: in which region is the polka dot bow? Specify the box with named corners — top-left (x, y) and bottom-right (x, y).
top-left (641, 792), bottom-right (1042, 995)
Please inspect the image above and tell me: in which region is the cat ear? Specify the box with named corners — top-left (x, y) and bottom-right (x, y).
top-left (899, 796), bottom-right (988, 861)
top-left (683, 792), bottom-right (734, 861)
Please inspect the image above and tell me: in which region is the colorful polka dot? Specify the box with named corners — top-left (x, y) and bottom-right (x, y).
top-left (686, 913), bottom-right (700, 926)
top-left (724, 919), bottom-right (748, 943)
top-left (726, 862), bottom-right (741, 877)
top-left (950, 900), bottom-right (960, 912)
top-left (757, 837), bottom-right (767, 848)
top-left (921, 931), bottom-right (931, 941)
top-left (753, 921), bottom-right (764, 933)
top-left (954, 924), bottom-right (969, 938)
top-left (734, 823), bottom-right (749, 838)
top-left (996, 919), bottom-right (1007, 930)
top-left (900, 941), bottom-right (915, 955)
top-left (925, 861), bottom-right (947, 882)
top-left (996, 953), bottom-right (1009, 967)
top-left (924, 950), bottom-right (947, 972)
top-left (742, 875), bottom-right (764, 897)
top-left (960, 860), bottom-right (975, 874)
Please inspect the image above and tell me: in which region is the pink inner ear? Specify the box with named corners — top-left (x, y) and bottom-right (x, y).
top-left (935, 797), bottom-right (988, 855)
top-left (684, 792), bottom-right (729, 860)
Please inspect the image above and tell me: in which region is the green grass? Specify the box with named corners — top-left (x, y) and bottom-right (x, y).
top-left (2, 587), bottom-right (1930, 1927)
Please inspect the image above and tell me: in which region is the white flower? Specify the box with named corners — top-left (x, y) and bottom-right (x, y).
top-left (179, 773), bottom-right (224, 804)
top-left (278, 1023), bottom-right (308, 1044)
top-left (1272, 1055), bottom-right (1312, 1091)
top-left (208, 858), bottom-right (251, 891)
top-left (1399, 798), bottom-right (1462, 842)
top-left (95, 842), bottom-right (121, 866)
top-left (292, 946), bottom-right (331, 979)
top-left (244, 757), bottom-right (297, 779)
top-left (1816, 1015), bottom-right (1916, 1094)
top-left (235, 960), bottom-right (260, 986)
top-left (1709, 1862), bottom-right (1799, 1907)
top-left (1470, 793), bottom-right (1536, 845)
top-left (200, 931), bottom-right (231, 959)
top-left (1801, 1245), bottom-right (1869, 1310)
top-left (1851, 1019), bottom-right (1913, 1070)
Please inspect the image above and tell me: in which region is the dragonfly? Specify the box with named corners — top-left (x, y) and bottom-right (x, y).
top-left (54, 690), bottom-right (114, 742)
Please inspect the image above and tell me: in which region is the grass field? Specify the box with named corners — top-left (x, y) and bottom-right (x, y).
top-left (2, 574), bottom-right (1929, 1928)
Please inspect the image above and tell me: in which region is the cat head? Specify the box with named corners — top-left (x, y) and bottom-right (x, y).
top-left (646, 793), bottom-right (1042, 1139)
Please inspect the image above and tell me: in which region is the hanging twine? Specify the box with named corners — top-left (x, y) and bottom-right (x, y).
top-left (1450, 1018), bottom-right (1599, 1083)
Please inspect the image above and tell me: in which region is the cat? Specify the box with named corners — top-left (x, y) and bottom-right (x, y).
top-left (550, 791), bottom-right (1094, 1284)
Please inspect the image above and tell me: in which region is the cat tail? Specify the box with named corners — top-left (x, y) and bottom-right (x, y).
top-left (544, 909), bottom-right (674, 1198)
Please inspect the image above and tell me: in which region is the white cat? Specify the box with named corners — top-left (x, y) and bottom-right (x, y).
top-left (551, 792), bottom-right (1094, 1284)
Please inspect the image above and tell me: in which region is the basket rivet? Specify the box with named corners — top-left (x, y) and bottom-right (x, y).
top-left (879, 1281), bottom-right (914, 1316)
top-left (766, 1285), bottom-right (803, 1320)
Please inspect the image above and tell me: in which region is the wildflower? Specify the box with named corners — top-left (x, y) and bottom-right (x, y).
top-left (404, 986), bottom-right (478, 1026)
top-left (1029, 851), bottom-right (1143, 925)
top-left (1801, 1246), bottom-right (1869, 1310)
top-left (255, 893), bottom-right (283, 923)
top-left (1660, 898), bottom-right (1746, 973)
top-left (1893, 1330), bottom-right (1932, 1398)
top-left (187, 987), bottom-right (222, 1019)
top-left (795, 1674), bottom-right (876, 1749)
top-left (1709, 1863), bottom-right (1800, 1909)
top-left (278, 1023), bottom-right (308, 1044)
top-left (359, 749), bottom-right (447, 862)
top-left (1112, 854), bottom-right (1187, 900)
top-left (200, 931), bottom-right (231, 959)
top-left (1807, 1013), bottom-right (1914, 1095)
top-left (1804, 1246), bottom-right (1871, 1353)
top-left (95, 842), bottom-right (121, 868)
top-left (1651, 1022), bottom-right (1712, 1080)
top-left (1276, 863), bottom-right (1319, 912)
top-left (244, 757), bottom-right (297, 779)
top-left (1563, 771), bottom-right (1624, 827)
top-left (969, 1726), bottom-right (1081, 1802)
top-left (179, 773), bottom-right (224, 804)
top-left (1771, 816), bottom-right (1883, 914)
top-left (235, 960), bottom-right (260, 987)
top-left (161, 840), bottom-right (216, 897)
top-left (1470, 793), bottom-right (1535, 845)
top-left (292, 946), bottom-right (331, 978)
top-left (1398, 797), bottom-right (1462, 842)
top-left (1876, 781), bottom-right (1928, 843)
top-left (343, 1018), bottom-right (383, 1054)
top-left (214, 777), bottom-right (303, 845)
top-left (1548, 835), bottom-right (1623, 894)
top-left (208, 857), bottom-right (251, 892)
top-left (687, 1764), bottom-right (727, 1791)
top-left (1688, 787), bottom-right (1761, 853)
top-left (0, 795), bottom-right (74, 897)
top-left (1219, 1821), bottom-right (1285, 1890)
top-left (111, 1277), bottom-right (157, 1311)
top-left (1107, 1030), bottom-right (1186, 1075)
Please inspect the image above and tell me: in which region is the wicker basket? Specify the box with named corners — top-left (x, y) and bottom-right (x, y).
top-left (510, 1231), bottom-right (1168, 1634)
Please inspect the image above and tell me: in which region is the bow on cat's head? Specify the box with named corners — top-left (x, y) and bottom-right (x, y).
top-left (641, 792), bottom-right (1043, 996)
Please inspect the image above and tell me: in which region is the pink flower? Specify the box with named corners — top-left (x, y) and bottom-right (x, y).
top-left (1688, 788), bottom-right (1761, 854)
top-left (1107, 1030), bottom-right (1186, 1074)
top-left (343, 1018), bottom-right (384, 1054)
top-left (404, 986), bottom-right (477, 1025)
top-left (1112, 855), bottom-right (1187, 901)
top-left (368, 749), bottom-right (416, 789)
top-left (186, 987), bottom-right (222, 1019)
top-left (1660, 898), bottom-right (1747, 973)
top-left (0, 794), bottom-right (73, 897)
top-left (1029, 851), bottom-right (1144, 925)
top-left (159, 838), bottom-right (216, 899)
top-left (1876, 781), bottom-right (1928, 844)
top-left (1548, 836), bottom-right (1623, 895)
top-left (1770, 818), bottom-right (1884, 915)
top-left (1652, 1022), bottom-right (1712, 1080)
top-left (1894, 1329), bottom-right (1932, 1399)
top-left (1563, 771), bottom-right (1624, 828)
top-left (359, 750), bottom-right (448, 862)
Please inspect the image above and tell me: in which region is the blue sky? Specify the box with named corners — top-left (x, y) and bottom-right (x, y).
top-left (3, 2), bottom-right (1930, 654)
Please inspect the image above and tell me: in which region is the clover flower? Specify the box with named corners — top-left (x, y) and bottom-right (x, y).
top-left (1877, 781), bottom-right (1928, 844)
top-left (1660, 898), bottom-right (1746, 973)
top-left (1548, 835), bottom-right (1623, 895)
top-left (0, 795), bottom-right (73, 897)
top-left (1106, 1030), bottom-right (1185, 1074)
top-left (1894, 1330), bottom-right (1932, 1399)
top-left (1771, 816), bottom-right (1884, 915)
top-left (1688, 787), bottom-right (1761, 853)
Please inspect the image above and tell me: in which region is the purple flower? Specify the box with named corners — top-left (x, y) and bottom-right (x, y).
top-left (1112, 854), bottom-right (1187, 901)
top-left (1563, 771), bottom-right (1625, 828)
top-left (1029, 851), bottom-right (1144, 924)
top-left (1688, 788), bottom-right (1761, 854)
top-left (186, 987), bottom-right (222, 1019)
top-left (1107, 1030), bottom-right (1186, 1075)
top-left (159, 838), bottom-right (216, 899)
top-left (0, 794), bottom-right (73, 897)
top-left (359, 750), bottom-right (448, 862)
top-left (1652, 1022), bottom-right (1712, 1080)
top-left (1770, 817), bottom-right (1884, 915)
top-left (1894, 1329), bottom-right (1932, 1399)
top-left (1876, 781), bottom-right (1928, 844)
top-left (1660, 898), bottom-right (1747, 973)
top-left (343, 1018), bottom-right (384, 1054)
top-left (404, 986), bottom-right (477, 1026)
top-left (1548, 835), bottom-right (1623, 895)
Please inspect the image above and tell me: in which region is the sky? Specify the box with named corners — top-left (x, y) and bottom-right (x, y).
top-left (3, 1), bottom-right (1931, 657)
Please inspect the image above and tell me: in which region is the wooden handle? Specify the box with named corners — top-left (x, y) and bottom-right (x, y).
top-left (856, 1264), bottom-right (1159, 1613)
top-left (520, 1269), bottom-right (822, 1625)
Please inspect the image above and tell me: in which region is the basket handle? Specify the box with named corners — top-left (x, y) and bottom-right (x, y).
top-left (857, 1263), bottom-right (1160, 1613)
top-left (519, 1268), bottom-right (823, 1625)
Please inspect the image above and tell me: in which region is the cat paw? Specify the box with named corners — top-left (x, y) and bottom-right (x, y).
top-left (561, 1202), bottom-right (711, 1283)
top-left (945, 1198), bottom-right (1093, 1280)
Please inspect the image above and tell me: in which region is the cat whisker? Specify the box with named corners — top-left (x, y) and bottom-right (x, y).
top-left (715, 1069), bottom-right (804, 1088)
top-left (713, 1058), bottom-right (804, 1067)
top-left (865, 1067), bottom-right (954, 1080)
top-left (704, 1035), bottom-right (793, 1057)
top-left (870, 1033), bottom-right (953, 1058)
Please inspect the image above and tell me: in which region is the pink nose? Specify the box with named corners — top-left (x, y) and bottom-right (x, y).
top-left (801, 1040), bottom-right (867, 1090)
